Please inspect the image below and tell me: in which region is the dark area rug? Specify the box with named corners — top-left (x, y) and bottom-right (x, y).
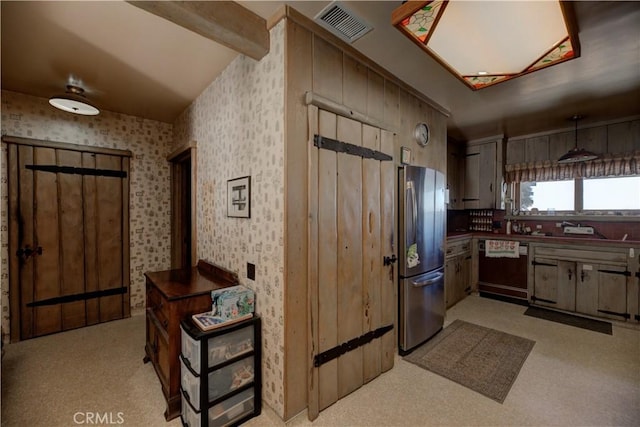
top-left (524, 306), bottom-right (612, 335)
top-left (404, 319), bottom-right (535, 403)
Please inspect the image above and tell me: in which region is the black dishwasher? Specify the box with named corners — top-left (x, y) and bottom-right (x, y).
top-left (478, 240), bottom-right (529, 301)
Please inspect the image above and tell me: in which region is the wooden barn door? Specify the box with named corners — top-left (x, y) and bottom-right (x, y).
top-left (6, 137), bottom-right (131, 341)
top-left (307, 107), bottom-right (396, 419)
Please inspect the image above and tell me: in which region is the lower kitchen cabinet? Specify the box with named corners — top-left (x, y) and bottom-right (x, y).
top-left (532, 258), bottom-right (575, 311)
top-left (180, 316), bottom-right (261, 427)
top-left (445, 239), bottom-right (472, 308)
top-left (530, 246), bottom-right (633, 322)
top-left (578, 263), bottom-right (629, 320)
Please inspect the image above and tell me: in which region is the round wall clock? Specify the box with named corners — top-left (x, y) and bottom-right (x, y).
top-left (414, 122), bottom-right (430, 147)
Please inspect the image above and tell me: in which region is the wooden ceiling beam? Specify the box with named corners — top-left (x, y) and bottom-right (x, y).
top-left (127, 1), bottom-right (269, 60)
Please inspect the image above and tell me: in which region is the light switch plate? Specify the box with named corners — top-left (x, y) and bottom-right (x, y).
top-left (247, 262), bottom-right (256, 280)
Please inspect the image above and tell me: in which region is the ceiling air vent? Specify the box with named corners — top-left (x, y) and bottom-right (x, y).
top-left (315, 2), bottom-right (373, 43)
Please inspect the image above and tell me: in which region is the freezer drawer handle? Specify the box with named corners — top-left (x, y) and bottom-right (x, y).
top-left (313, 324), bottom-right (393, 368)
top-left (411, 272), bottom-right (444, 287)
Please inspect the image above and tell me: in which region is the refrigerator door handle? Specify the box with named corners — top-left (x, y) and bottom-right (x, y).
top-left (407, 180), bottom-right (418, 245)
top-left (411, 271), bottom-right (444, 288)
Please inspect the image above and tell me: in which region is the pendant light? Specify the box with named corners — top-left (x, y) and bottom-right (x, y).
top-left (557, 114), bottom-right (598, 163)
top-left (49, 84), bottom-right (99, 116)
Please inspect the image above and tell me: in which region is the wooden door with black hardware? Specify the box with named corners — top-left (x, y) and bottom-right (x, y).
top-left (6, 137), bottom-right (130, 341)
top-left (307, 107), bottom-right (395, 419)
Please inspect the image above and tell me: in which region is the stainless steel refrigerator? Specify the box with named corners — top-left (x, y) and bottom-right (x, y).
top-left (398, 165), bottom-right (446, 354)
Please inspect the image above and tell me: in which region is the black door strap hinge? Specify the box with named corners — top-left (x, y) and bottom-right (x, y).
top-left (313, 324), bottom-right (393, 368)
top-left (598, 269), bottom-right (631, 277)
top-left (26, 287), bottom-right (128, 307)
top-left (532, 260), bottom-right (556, 267)
top-left (597, 309), bottom-right (630, 319)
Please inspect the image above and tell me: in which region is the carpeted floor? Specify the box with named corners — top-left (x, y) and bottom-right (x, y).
top-left (1, 313), bottom-right (182, 427)
top-left (2, 296), bottom-right (639, 426)
top-left (404, 319), bottom-right (535, 403)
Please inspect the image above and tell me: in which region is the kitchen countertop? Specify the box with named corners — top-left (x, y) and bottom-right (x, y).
top-left (447, 231), bottom-right (640, 248)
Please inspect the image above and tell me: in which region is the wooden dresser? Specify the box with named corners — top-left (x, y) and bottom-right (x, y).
top-left (143, 260), bottom-right (238, 420)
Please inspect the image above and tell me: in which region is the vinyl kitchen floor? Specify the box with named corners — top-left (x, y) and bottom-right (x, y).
top-left (1, 294), bottom-right (638, 426)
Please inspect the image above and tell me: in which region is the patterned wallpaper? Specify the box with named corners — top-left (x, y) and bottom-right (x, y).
top-left (172, 21), bottom-right (285, 418)
top-left (0, 90), bottom-right (173, 339)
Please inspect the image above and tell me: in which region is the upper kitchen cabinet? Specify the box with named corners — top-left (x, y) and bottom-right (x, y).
top-left (463, 136), bottom-right (504, 209)
top-left (446, 139), bottom-right (464, 210)
top-left (506, 118), bottom-right (640, 165)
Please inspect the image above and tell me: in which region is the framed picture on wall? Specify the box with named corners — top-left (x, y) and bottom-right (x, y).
top-left (227, 176), bottom-right (251, 218)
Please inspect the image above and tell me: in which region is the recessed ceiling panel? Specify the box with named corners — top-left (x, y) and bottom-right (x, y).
top-left (393, 0), bottom-right (579, 90)
top-left (430, 2), bottom-right (568, 75)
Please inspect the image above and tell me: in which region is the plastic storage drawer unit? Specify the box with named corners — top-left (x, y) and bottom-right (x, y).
top-left (181, 387), bottom-right (255, 427)
top-left (181, 324), bottom-right (254, 373)
top-left (181, 355), bottom-right (255, 410)
top-left (179, 316), bottom-right (261, 427)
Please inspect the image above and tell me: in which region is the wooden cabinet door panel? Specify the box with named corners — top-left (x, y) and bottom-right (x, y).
top-left (597, 265), bottom-right (628, 320)
top-left (478, 143), bottom-right (496, 208)
top-left (445, 257), bottom-right (456, 308)
top-left (463, 147), bottom-right (480, 209)
top-left (533, 258), bottom-right (576, 311)
top-left (156, 332), bottom-right (171, 391)
top-left (576, 263), bottom-right (598, 316)
top-left (460, 254), bottom-right (472, 296)
top-left (533, 258), bottom-right (560, 307)
top-left (556, 260), bottom-right (576, 311)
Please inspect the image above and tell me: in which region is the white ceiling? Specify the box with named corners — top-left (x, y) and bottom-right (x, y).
top-left (2, 1), bottom-right (639, 142)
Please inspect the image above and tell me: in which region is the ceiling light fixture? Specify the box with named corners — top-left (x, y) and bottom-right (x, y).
top-left (49, 85), bottom-right (99, 115)
top-left (392, 1), bottom-right (580, 90)
top-left (557, 115), bottom-right (599, 164)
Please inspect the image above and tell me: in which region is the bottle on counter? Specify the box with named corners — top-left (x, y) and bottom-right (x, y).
top-left (506, 219), bottom-right (511, 235)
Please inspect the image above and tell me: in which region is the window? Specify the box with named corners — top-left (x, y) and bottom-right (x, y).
top-left (517, 176), bottom-right (640, 213)
top-left (521, 180), bottom-right (574, 212)
top-left (583, 176), bottom-right (640, 210)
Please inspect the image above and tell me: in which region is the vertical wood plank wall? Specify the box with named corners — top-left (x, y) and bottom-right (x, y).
top-left (283, 12), bottom-right (448, 419)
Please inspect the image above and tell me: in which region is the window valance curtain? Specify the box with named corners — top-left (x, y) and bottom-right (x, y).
top-left (505, 151), bottom-right (640, 183)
